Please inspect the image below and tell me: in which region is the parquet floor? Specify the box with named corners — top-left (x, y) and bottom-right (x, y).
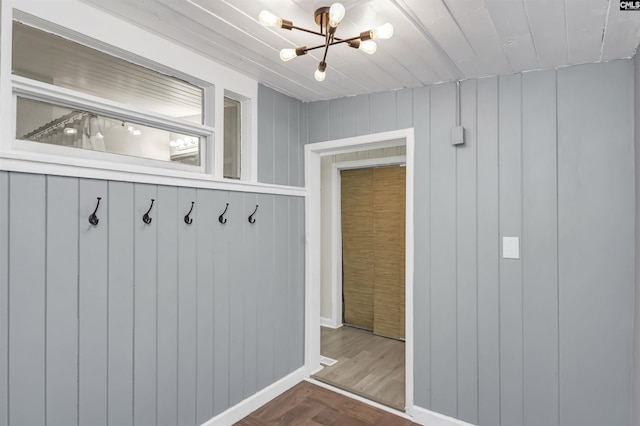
top-left (312, 326), bottom-right (405, 411)
top-left (234, 381), bottom-right (419, 426)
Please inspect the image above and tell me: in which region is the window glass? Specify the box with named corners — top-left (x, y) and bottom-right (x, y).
top-left (223, 97), bottom-right (241, 179)
top-left (17, 97), bottom-right (201, 166)
top-left (12, 21), bottom-right (203, 123)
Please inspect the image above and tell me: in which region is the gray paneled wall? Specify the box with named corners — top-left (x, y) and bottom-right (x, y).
top-left (0, 172), bottom-right (305, 426)
top-left (306, 60), bottom-right (635, 426)
top-left (258, 84), bottom-right (307, 187)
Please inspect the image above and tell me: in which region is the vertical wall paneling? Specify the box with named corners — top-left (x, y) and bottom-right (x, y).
top-left (354, 94), bottom-right (370, 136)
top-left (498, 73), bottom-right (524, 426)
top-left (134, 183), bottom-right (158, 425)
top-left (457, 79), bottom-right (479, 424)
top-left (78, 178), bottom-right (109, 426)
top-left (521, 70), bottom-right (559, 426)
top-left (196, 188), bottom-right (215, 423)
top-left (304, 60), bottom-right (634, 426)
top-left (273, 195), bottom-right (290, 380)
top-left (228, 191), bottom-right (245, 405)
top-left (177, 187), bottom-right (198, 425)
top-left (107, 181), bottom-right (135, 426)
top-left (8, 173), bottom-right (46, 426)
top-left (412, 85), bottom-right (431, 408)
top-left (370, 90), bottom-right (397, 134)
top-left (258, 84), bottom-right (275, 183)
top-left (340, 96), bottom-right (356, 138)
top-left (289, 98), bottom-right (301, 187)
top-left (46, 176), bottom-right (79, 426)
top-left (476, 76), bottom-right (501, 426)
top-left (328, 95), bottom-right (343, 140)
top-left (308, 100), bottom-right (330, 144)
top-left (299, 103), bottom-right (308, 185)
top-left (429, 82), bottom-right (458, 418)
top-left (289, 197), bottom-right (305, 368)
top-left (212, 190), bottom-right (231, 415)
top-left (156, 185), bottom-right (179, 426)
top-left (242, 193), bottom-right (258, 398)
top-left (0, 172), bottom-right (7, 426)
top-left (558, 61), bottom-right (634, 426)
top-left (256, 194), bottom-right (275, 391)
top-left (274, 92), bottom-right (290, 185)
top-left (396, 88), bottom-right (413, 130)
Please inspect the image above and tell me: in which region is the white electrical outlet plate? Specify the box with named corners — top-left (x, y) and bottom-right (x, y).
top-left (503, 237), bottom-right (520, 259)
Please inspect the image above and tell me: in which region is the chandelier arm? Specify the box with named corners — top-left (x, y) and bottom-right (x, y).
top-left (328, 35), bottom-right (361, 45)
top-left (305, 43), bottom-right (329, 52)
top-left (290, 25), bottom-right (325, 37)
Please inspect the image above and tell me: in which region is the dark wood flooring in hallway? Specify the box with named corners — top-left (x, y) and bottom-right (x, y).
top-left (234, 381), bottom-right (419, 426)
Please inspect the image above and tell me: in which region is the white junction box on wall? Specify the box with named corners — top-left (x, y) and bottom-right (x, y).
top-left (503, 236), bottom-right (520, 259)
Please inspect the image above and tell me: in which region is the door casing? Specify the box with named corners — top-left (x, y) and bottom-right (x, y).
top-left (304, 128), bottom-right (415, 416)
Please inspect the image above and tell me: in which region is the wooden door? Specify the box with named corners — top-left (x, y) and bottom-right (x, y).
top-left (341, 166), bottom-right (406, 339)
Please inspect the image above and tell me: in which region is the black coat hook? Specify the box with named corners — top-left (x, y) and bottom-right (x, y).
top-left (88, 197), bottom-right (101, 226)
top-left (218, 203), bottom-right (229, 224)
top-left (143, 199), bottom-right (155, 224)
top-left (248, 204), bottom-right (259, 224)
top-left (184, 201), bottom-right (195, 225)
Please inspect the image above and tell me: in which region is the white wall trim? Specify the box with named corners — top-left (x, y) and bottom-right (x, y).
top-left (320, 316), bottom-right (342, 329)
top-left (199, 367), bottom-right (306, 426)
top-left (0, 155), bottom-right (306, 197)
top-left (413, 406), bottom-right (476, 426)
top-left (304, 128), bottom-right (415, 416)
top-left (327, 155), bottom-right (407, 329)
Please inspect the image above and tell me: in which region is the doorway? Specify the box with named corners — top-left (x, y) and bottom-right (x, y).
top-left (304, 129), bottom-right (415, 417)
top-left (314, 160), bottom-right (407, 410)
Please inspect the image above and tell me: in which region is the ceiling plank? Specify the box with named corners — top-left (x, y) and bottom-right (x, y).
top-left (565, 0), bottom-right (609, 65)
top-left (523, 0), bottom-right (569, 69)
top-left (443, 0), bottom-right (512, 77)
top-left (600, 3), bottom-right (640, 61)
top-left (484, 0), bottom-right (539, 72)
top-left (392, 0), bottom-right (483, 78)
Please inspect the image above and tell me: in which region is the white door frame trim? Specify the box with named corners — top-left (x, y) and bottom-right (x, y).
top-left (304, 128), bottom-right (415, 416)
top-left (326, 155), bottom-right (407, 329)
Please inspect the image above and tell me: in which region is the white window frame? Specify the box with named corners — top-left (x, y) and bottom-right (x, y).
top-left (12, 76), bottom-right (213, 174)
top-left (0, 0), bottom-right (267, 191)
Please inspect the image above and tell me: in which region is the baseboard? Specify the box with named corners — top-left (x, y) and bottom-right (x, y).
top-left (413, 406), bottom-right (476, 426)
top-left (200, 367), bottom-right (306, 426)
top-left (320, 317), bottom-right (342, 329)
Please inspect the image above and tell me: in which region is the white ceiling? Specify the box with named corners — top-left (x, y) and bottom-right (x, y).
top-left (81, 0), bottom-right (640, 102)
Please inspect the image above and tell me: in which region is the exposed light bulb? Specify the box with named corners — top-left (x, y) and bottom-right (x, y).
top-left (314, 68), bottom-right (326, 82)
top-left (372, 23), bottom-right (393, 39)
top-left (258, 10), bottom-right (282, 28)
top-left (280, 48), bottom-right (297, 62)
top-left (359, 40), bottom-right (377, 54)
top-left (132, 129), bottom-right (142, 136)
top-left (169, 140), bottom-right (177, 148)
top-left (329, 3), bottom-right (345, 27)
top-left (63, 127), bottom-right (78, 135)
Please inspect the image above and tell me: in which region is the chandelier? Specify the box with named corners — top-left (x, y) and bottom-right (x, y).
top-left (258, 3), bottom-right (393, 82)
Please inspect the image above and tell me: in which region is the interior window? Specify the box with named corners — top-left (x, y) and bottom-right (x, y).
top-left (223, 96), bottom-right (241, 179)
top-left (17, 97), bottom-right (202, 166)
top-left (12, 21), bottom-right (203, 124)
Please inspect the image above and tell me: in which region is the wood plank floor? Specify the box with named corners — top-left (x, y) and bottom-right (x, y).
top-left (312, 326), bottom-right (405, 411)
top-left (234, 381), bottom-right (419, 426)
